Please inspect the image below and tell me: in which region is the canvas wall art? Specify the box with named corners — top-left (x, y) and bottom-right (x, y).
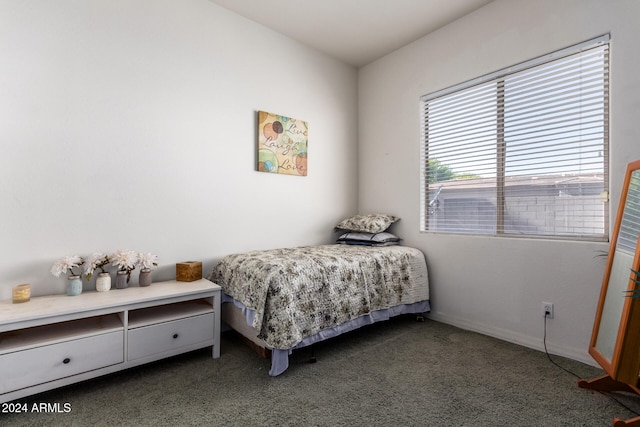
top-left (257, 110), bottom-right (308, 176)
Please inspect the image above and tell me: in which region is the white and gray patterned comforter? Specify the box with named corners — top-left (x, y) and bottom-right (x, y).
top-left (209, 244), bottom-right (429, 349)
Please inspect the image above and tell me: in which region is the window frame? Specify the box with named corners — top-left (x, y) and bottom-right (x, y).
top-left (420, 34), bottom-right (610, 241)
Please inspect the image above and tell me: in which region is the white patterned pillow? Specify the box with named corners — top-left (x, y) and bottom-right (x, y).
top-left (335, 214), bottom-right (399, 233)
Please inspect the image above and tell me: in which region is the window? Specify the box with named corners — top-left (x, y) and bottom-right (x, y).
top-left (420, 35), bottom-right (609, 241)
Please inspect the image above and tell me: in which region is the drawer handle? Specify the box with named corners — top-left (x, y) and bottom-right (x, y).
top-left (63, 358), bottom-right (71, 364)
top-left (173, 333), bottom-right (179, 339)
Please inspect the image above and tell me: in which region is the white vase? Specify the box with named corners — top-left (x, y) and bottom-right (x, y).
top-left (96, 272), bottom-right (111, 292)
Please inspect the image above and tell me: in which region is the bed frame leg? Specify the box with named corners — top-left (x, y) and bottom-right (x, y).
top-left (309, 347), bottom-right (317, 363)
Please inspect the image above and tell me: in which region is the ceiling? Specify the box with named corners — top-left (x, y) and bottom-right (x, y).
top-left (209, 0), bottom-right (494, 67)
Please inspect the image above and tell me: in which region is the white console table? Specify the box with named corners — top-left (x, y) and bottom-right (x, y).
top-left (0, 279), bottom-right (220, 403)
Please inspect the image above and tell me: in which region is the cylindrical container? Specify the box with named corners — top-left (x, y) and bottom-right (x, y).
top-left (66, 275), bottom-right (82, 296)
top-left (96, 272), bottom-right (111, 292)
top-left (139, 269), bottom-right (152, 287)
top-left (12, 284), bottom-right (31, 303)
top-left (115, 271), bottom-right (128, 289)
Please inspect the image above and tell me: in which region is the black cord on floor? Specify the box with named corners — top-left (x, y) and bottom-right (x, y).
top-left (543, 315), bottom-right (581, 378)
top-left (543, 314), bottom-right (640, 417)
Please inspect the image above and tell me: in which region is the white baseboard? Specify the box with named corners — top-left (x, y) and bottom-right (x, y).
top-left (427, 312), bottom-right (600, 369)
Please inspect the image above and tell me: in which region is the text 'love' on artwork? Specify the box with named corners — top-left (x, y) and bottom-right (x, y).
top-left (257, 110), bottom-right (308, 176)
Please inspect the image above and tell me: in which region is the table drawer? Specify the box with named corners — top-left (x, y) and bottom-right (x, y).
top-left (127, 313), bottom-right (214, 361)
top-left (0, 331), bottom-right (124, 394)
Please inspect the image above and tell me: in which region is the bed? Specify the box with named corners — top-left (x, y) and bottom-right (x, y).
top-left (207, 214), bottom-right (430, 376)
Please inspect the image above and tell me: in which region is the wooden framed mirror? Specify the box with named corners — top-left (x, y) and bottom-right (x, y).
top-left (579, 160), bottom-right (640, 425)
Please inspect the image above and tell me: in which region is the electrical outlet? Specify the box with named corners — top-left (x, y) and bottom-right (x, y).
top-left (542, 302), bottom-right (554, 319)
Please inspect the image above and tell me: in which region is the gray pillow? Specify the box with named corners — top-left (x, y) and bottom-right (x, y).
top-left (337, 231), bottom-right (401, 246)
top-left (335, 213), bottom-right (399, 233)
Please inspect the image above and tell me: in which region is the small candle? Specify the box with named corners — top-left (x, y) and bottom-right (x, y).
top-left (12, 284), bottom-right (31, 303)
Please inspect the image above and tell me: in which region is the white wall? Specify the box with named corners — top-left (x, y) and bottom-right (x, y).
top-left (0, 0), bottom-right (358, 299)
top-left (358, 0), bottom-right (640, 365)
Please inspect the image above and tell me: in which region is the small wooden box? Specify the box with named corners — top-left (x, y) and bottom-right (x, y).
top-left (176, 261), bottom-right (202, 282)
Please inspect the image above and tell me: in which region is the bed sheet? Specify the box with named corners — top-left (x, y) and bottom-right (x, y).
top-left (210, 244), bottom-right (429, 351)
top-left (223, 294), bottom-right (430, 375)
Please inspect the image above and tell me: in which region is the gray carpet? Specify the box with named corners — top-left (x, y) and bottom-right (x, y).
top-left (2, 317), bottom-right (639, 426)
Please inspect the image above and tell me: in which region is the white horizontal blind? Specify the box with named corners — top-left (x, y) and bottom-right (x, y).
top-left (420, 35), bottom-right (609, 240)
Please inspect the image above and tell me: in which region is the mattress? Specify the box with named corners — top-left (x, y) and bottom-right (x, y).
top-left (209, 244), bottom-right (429, 374)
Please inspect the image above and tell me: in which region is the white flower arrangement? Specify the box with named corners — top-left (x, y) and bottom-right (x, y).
top-left (50, 250), bottom-right (158, 284)
top-left (111, 249), bottom-right (138, 282)
top-left (137, 252), bottom-right (158, 271)
top-left (50, 255), bottom-right (85, 278)
top-left (83, 252), bottom-right (110, 280)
